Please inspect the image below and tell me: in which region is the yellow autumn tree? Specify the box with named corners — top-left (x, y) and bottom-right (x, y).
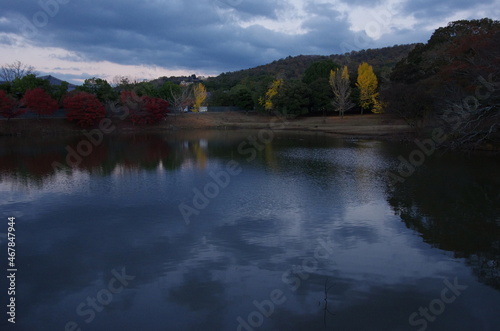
top-left (259, 79), bottom-right (282, 112)
top-left (193, 83), bottom-right (207, 112)
top-left (356, 62), bottom-right (382, 114)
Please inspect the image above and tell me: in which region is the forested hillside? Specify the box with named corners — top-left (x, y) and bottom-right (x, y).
top-left (203, 44), bottom-right (416, 111)
top-left (382, 18), bottom-right (500, 148)
top-left (208, 44), bottom-right (415, 86)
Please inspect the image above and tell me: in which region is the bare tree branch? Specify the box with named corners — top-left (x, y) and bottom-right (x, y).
top-left (169, 85), bottom-right (192, 113)
top-left (0, 61), bottom-right (38, 82)
top-left (329, 66), bottom-right (354, 118)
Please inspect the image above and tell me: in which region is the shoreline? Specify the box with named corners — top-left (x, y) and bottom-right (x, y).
top-left (0, 112), bottom-right (415, 140)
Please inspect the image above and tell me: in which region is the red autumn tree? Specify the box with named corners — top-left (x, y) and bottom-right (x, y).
top-left (120, 90), bottom-right (169, 124)
top-left (63, 91), bottom-right (105, 127)
top-left (142, 96), bottom-right (169, 124)
top-left (21, 88), bottom-right (59, 118)
top-left (0, 90), bottom-right (25, 120)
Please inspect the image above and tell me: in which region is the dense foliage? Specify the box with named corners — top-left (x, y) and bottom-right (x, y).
top-left (272, 80), bottom-right (311, 116)
top-left (77, 77), bottom-right (117, 102)
top-left (21, 88), bottom-right (59, 117)
top-left (63, 92), bottom-right (106, 127)
top-left (382, 18), bottom-right (500, 148)
top-left (0, 90), bottom-right (24, 119)
top-left (302, 59), bottom-right (339, 113)
top-left (120, 90), bottom-right (170, 124)
top-left (203, 44), bottom-right (414, 112)
top-left (356, 62), bottom-right (381, 114)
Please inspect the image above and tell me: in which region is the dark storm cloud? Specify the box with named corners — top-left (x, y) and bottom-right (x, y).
top-left (0, 0), bottom-right (498, 74)
top-left (0, 0), bottom-right (358, 73)
top-left (214, 0), bottom-right (284, 19)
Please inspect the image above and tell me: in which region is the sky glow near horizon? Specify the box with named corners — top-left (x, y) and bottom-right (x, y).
top-left (0, 0), bottom-right (499, 84)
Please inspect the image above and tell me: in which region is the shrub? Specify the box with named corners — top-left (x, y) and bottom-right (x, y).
top-left (21, 88), bottom-right (58, 117)
top-left (63, 91), bottom-right (105, 127)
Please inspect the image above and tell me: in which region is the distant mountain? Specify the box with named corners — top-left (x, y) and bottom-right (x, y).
top-left (39, 75), bottom-right (77, 91)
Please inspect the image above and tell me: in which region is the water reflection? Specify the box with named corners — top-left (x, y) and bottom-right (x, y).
top-left (386, 149), bottom-right (500, 290)
top-left (0, 132), bottom-right (499, 330)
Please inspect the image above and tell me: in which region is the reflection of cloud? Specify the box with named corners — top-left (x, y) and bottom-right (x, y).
top-left (168, 270), bottom-right (226, 312)
top-left (2, 132), bottom-right (500, 330)
top-left (332, 224), bottom-right (379, 248)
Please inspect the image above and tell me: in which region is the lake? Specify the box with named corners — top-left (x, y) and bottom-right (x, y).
top-left (0, 130), bottom-right (499, 331)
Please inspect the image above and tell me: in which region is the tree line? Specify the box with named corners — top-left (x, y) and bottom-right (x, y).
top-left (382, 18), bottom-right (500, 148)
top-left (0, 69), bottom-right (208, 127)
top-left (0, 45), bottom-right (408, 126)
top-left (1, 18), bottom-right (498, 148)
top-left (257, 61), bottom-right (381, 117)
top-left (204, 44), bottom-right (414, 113)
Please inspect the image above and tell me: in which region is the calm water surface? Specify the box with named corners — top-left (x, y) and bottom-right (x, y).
top-left (0, 131), bottom-right (499, 331)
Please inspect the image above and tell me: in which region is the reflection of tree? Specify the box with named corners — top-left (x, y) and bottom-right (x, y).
top-left (264, 142), bottom-right (278, 170)
top-left (0, 137), bottom-right (65, 187)
top-left (0, 134), bottom-right (181, 187)
top-left (1, 132), bottom-right (356, 189)
top-left (162, 149), bottom-right (184, 171)
top-left (470, 253), bottom-right (500, 290)
top-left (386, 154), bottom-right (500, 290)
top-left (190, 140), bottom-right (208, 169)
top-left (118, 135), bottom-right (166, 170)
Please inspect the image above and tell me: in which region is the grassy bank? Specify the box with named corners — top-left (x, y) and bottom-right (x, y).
top-left (0, 112), bottom-right (414, 138)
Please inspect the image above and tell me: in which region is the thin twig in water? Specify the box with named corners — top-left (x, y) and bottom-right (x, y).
top-left (323, 278), bottom-right (335, 328)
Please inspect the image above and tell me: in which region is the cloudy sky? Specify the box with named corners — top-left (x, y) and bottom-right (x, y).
top-left (1, 0), bottom-right (499, 84)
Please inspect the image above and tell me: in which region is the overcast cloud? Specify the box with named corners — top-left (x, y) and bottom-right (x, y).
top-left (0, 0), bottom-right (499, 83)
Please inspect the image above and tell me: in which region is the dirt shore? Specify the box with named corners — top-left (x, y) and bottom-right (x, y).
top-left (0, 112), bottom-right (414, 138)
top-left (164, 112), bottom-right (415, 139)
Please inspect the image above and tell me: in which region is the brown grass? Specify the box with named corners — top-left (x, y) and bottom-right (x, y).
top-left (0, 112), bottom-right (414, 138)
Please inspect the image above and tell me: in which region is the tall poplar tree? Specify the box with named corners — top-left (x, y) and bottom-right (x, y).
top-left (193, 83), bottom-right (207, 112)
top-left (356, 62), bottom-right (380, 114)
